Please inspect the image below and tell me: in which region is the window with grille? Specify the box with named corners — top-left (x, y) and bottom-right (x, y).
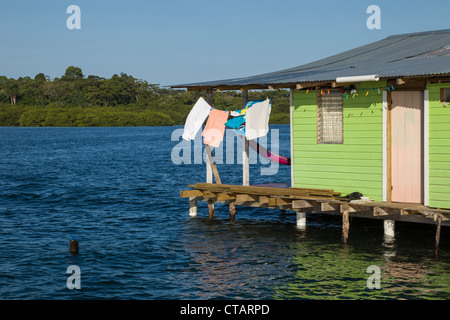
top-left (317, 92), bottom-right (343, 144)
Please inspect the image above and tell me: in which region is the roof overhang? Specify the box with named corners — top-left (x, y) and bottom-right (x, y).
top-left (174, 75), bottom-right (450, 92)
top-left (171, 29), bottom-right (450, 91)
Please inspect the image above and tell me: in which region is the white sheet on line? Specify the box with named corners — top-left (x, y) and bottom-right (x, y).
top-left (245, 99), bottom-right (271, 140)
top-left (182, 97), bottom-right (212, 141)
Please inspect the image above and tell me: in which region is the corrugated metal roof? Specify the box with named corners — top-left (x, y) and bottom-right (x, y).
top-left (171, 29), bottom-right (450, 89)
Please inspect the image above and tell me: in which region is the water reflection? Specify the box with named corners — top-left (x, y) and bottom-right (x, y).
top-left (382, 235), bottom-right (397, 258)
top-left (180, 211), bottom-right (450, 300)
top-left (274, 231), bottom-right (449, 299)
top-left (274, 243), bottom-right (379, 299)
top-left (180, 218), bottom-right (296, 299)
top-left (381, 259), bottom-right (431, 298)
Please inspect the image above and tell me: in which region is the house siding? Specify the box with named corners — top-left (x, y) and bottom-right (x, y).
top-left (292, 81), bottom-right (386, 201)
top-left (427, 83), bottom-right (450, 209)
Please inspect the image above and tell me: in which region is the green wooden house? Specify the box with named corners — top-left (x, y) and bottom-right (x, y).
top-left (173, 29), bottom-right (450, 210)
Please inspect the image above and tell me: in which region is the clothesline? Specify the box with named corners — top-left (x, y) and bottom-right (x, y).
top-left (182, 97), bottom-right (272, 146)
top-left (181, 97), bottom-right (291, 166)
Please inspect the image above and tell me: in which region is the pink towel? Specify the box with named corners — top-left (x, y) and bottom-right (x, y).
top-left (202, 109), bottom-right (229, 148)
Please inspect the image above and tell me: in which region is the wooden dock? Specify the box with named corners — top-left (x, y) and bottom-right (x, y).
top-left (181, 183), bottom-right (449, 255)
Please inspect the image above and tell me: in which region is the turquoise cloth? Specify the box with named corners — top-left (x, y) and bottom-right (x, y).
top-left (225, 115), bottom-right (246, 129)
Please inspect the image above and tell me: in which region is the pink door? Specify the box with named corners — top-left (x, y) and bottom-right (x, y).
top-left (391, 91), bottom-right (424, 203)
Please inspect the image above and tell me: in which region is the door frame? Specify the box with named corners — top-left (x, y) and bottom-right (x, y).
top-left (382, 89), bottom-right (429, 205)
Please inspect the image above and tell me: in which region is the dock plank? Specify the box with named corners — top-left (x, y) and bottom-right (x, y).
top-left (190, 183), bottom-right (339, 199)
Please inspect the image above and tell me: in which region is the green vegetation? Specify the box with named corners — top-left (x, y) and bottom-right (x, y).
top-left (0, 66), bottom-right (290, 127)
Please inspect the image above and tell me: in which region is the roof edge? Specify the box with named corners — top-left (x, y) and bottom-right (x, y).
top-left (386, 28), bottom-right (450, 39)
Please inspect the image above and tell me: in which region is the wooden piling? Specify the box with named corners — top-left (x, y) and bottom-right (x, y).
top-left (296, 210), bottom-right (306, 229)
top-left (342, 209), bottom-right (350, 244)
top-left (70, 239), bottom-right (79, 254)
top-left (384, 219), bottom-right (395, 237)
top-left (189, 197), bottom-right (198, 217)
top-left (208, 199), bottom-right (215, 218)
top-left (229, 200), bottom-right (236, 220)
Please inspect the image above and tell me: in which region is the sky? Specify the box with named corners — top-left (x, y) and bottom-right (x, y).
top-left (0, 0), bottom-right (449, 87)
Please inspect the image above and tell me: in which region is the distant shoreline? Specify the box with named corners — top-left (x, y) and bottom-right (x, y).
top-left (0, 105), bottom-right (289, 127)
top-left (0, 67), bottom-right (291, 127)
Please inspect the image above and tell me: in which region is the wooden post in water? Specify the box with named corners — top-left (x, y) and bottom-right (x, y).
top-left (189, 197), bottom-right (198, 217)
top-left (296, 210), bottom-right (306, 229)
top-left (435, 216), bottom-right (442, 257)
top-left (70, 238), bottom-right (79, 254)
top-left (384, 219), bottom-right (395, 237)
top-left (342, 209), bottom-right (350, 244)
top-left (229, 200), bottom-right (236, 220)
top-left (208, 199), bottom-right (215, 218)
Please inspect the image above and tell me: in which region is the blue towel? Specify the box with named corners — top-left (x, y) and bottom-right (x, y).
top-left (225, 115), bottom-right (246, 129)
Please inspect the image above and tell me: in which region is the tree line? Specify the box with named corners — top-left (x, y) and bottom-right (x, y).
top-left (0, 66), bottom-right (290, 127)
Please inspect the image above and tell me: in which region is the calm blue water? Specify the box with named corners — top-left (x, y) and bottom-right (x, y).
top-left (0, 125), bottom-right (449, 300)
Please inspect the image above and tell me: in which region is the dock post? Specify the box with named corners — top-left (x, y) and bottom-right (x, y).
top-left (206, 161), bottom-right (213, 183)
top-left (208, 199), bottom-right (215, 218)
top-left (189, 197), bottom-right (198, 217)
top-left (435, 216), bottom-right (442, 257)
top-left (342, 209), bottom-right (350, 243)
top-left (296, 211), bottom-right (306, 229)
top-left (384, 219), bottom-right (395, 237)
top-left (229, 200), bottom-right (236, 220)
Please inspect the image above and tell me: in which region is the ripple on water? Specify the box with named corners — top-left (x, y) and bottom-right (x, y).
top-left (0, 126), bottom-right (449, 300)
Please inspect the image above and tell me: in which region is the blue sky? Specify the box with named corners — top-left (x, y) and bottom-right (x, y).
top-left (0, 0), bottom-right (449, 87)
